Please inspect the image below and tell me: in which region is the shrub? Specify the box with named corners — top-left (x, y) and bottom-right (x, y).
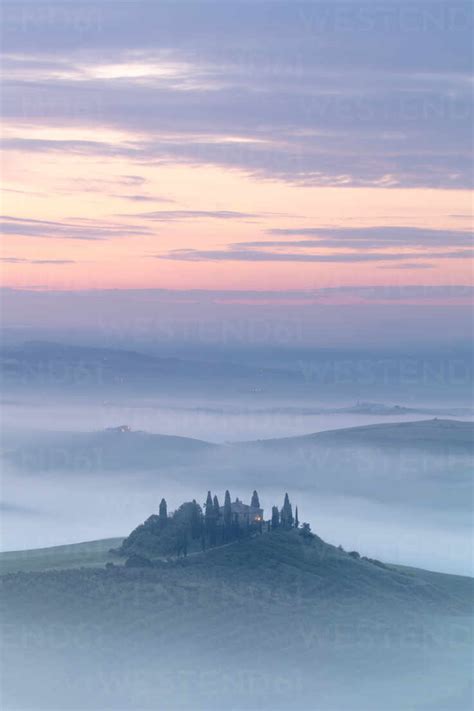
top-left (299, 523), bottom-right (314, 539)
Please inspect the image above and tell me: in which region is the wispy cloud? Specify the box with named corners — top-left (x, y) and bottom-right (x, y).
top-left (157, 247), bottom-right (473, 263)
top-left (118, 175), bottom-right (148, 187)
top-left (111, 194), bottom-right (174, 203)
top-left (3, 187), bottom-right (47, 197)
top-left (1, 216), bottom-right (151, 240)
top-left (0, 137), bottom-right (142, 158)
top-left (156, 225), bottom-right (473, 264)
top-left (266, 226), bottom-right (473, 248)
top-left (0, 257), bottom-right (76, 265)
top-left (377, 263), bottom-right (434, 270)
top-left (128, 209), bottom-right (261, 222)
top-left (2, 2), bottom-right (472, 189)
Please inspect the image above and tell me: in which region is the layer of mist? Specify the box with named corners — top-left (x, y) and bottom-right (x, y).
top-left (2, 415), bottom-right (472, 575)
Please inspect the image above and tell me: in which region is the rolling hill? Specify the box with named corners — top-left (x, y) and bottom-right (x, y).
top-left (2, 427), bottom-right (215, 472)
top-left (0, 529), bottom-right (472, 710)
top-left (4, 418), bottom-right (473, 473)
top-left (0, 537), bottom-right (124, 574)
top-left (0, 340), bottom-right (297, 398)
top-left (236, 418), bottom-right (474, 452)
top-left (2, 341), bottom-right (473, 404)
top-left (3, 420), bottom-right (472, 522)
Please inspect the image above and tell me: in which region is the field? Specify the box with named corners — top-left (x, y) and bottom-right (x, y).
top-left (1, 530), bottom-right (472, 710)
top-left (0, 537), bottom-right (124, 574)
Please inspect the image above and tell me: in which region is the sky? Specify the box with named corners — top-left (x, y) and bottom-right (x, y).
top-left (1, 1), bottom-right (472, 308)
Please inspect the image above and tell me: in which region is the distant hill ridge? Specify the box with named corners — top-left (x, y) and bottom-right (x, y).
top-left (240, 418), bottom-right (474, 449)
top-left (2, 340), bottom-right (473, 402)
top-left (3, 419), bottom-right (472, 475)
top-left (6, 417), bottom-right (474, 448)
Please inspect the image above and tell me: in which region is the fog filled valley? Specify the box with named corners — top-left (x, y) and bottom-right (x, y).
top-left (2, 415), bottom-right (474, 575)
top-left (1, 341), bottom-right (473, 574)
top-left (1, 340), bottom-right (473, 710)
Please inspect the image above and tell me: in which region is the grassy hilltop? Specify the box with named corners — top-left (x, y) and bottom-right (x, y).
top-left (1, 528), bottom-right (472, 710)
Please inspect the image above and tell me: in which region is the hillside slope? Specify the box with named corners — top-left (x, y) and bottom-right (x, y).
top-left (0, 537), bottom-right (124, 574)
top-left (237, 418), bottom-right (474, 452)
top-left (2, 428), bottom-right (216, 472)
top-left (5, 418), bottom-right (473, 474)
top-left (1, 530), bottom-right (472, 710)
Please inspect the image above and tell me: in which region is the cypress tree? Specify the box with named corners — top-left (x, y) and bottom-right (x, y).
top-left (271, 505), bottom-right (280, 529)
top-left (294, 506), bottom-right (299, 529)
top-left (288, 497), bottom-right (294, 528)
top-left (190, 499), bottom-right (202, 539)
top-left (159, 498), bottom-right (168, 528)
top-left (213, 494), bottom-right (222, 543)
top-left (223, 490), bottom-right (232, 541)
top-left (205, 491), bottom-right (213, 520)
top-left (288, 496), bottom-right (294, 528)
top-left (205, 491), bottom-right (214, 544)
top-left (213, 495), bottom-right (220, 520)
top-left (251, 490), bottom-right (260, 509)
top-left (224, 490), bottom-right (232, 524)
top-left (281, 492), bottom-right (294, 529)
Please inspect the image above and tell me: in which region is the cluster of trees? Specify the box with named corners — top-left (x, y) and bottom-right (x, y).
top-left (159, 489), bottom-right (263, 554)
top-left (121, 490), bottom-right (264, 559)
top-left (160, 498), bottom-right (206, 556)
top-left (120, 498), bottom-right (204, 559)
top-left (270, 493), bottom-right (299, 530)
top-left (120, 490), bottom-right (305, 560)
top-left (203, 489), bottom-right (262, 548)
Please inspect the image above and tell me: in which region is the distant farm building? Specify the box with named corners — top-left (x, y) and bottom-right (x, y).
top-left (105, 425), bottom-right (132, 433)
top-left (220, 496), bottom-right (263, 526)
